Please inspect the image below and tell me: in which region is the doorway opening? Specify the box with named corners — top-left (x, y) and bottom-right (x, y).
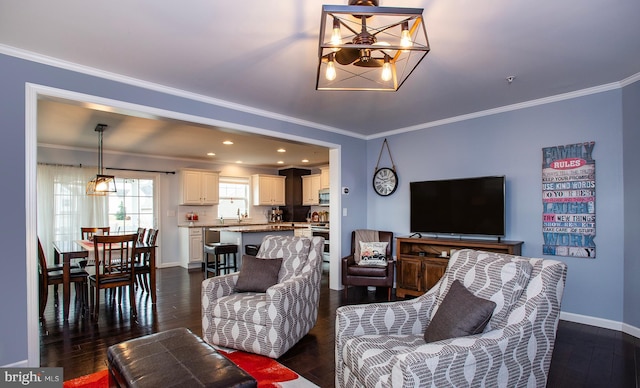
top-left (26, 84), bottom-right (342, 366)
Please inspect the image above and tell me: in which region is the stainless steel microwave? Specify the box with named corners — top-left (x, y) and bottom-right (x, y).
top-left (318, 188), bottom-right (330, 206)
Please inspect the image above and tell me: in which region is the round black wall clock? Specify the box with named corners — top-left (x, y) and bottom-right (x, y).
top-left (373, 167), bottom-right (398, 196)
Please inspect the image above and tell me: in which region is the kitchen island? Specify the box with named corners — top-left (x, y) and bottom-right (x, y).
top-left (210, 224), bottom-right (300, 263)
top-left (178, 223), bottom-right (310, 269)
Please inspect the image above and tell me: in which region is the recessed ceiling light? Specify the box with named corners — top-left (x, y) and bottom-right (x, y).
top-left (277, 161), bottom-right (284, 164)
top-left (235, 160), bottom-right (243, 164)
top-left (302, 159), bottom-right (309, 163)
top-left (207, 152), bottom-right (216, 156)
top-left (277, 148), bottom-right (286, 153)
top-left (223, 140), bottom-right (234, 145)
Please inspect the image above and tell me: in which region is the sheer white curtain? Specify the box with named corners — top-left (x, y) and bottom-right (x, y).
top-left (37, 164), bottom-right (108, 262)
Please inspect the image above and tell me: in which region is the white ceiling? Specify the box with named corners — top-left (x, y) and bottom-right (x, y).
top-left (36, 98), bottom-right (331, 168)
top-left (2, 0), bottom-right (640, 165)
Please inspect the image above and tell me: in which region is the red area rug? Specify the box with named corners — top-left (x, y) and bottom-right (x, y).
top-left (63, 349), bottom-right (315, 388)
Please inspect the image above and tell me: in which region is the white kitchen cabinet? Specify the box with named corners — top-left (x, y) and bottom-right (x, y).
top-left (320, 166), bottom-right (330, 189)
top-left (252, 174), bottom-right (286, 206)
top-left (294, 224), bottom-right (313, 238)
top-left (302, 174), bottom-right (321, 205)
top-left (179, 169), bottom-right (219, 205)
top-left (179, 227), bottom-right (203, 269)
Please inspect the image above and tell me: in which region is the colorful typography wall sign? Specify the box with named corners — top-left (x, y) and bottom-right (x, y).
top-left (542, 141), bottom-right (596, 258)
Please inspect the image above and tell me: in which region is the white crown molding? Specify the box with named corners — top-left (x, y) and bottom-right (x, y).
top-left (0, 44), bottom-right (364, 140)
top-left (368, 77), bottom-right (640, 140)
top-left (620, 71), bottom-right (640, 87)
top-left (3, 44), bottom-right (639, 143)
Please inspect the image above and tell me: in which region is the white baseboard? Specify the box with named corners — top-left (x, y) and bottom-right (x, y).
top-left (2, 359), bottom-right (29, 368)
top-left (622, 322), bottom-right (640, 339)
top-left (157, 261), bottom-right (181, 269)
top-left (560, 311), bottom-right (640, 339)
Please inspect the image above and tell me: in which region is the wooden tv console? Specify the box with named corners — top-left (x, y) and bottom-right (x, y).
top-left (395, 237), bottom-right (524, 298)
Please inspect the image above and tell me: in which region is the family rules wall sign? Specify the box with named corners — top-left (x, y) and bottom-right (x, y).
top-left (542, 141), bottom-right (596, 258)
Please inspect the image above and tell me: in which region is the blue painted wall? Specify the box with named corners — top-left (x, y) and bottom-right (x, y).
top-left (0, 50), bottom-right (638, 366)
top-left (0, 53), bottom-right (368, 366)
top-left (366, 90), bottom-right (628, 322)
top-left (623, 81), bottom-right (640, 328)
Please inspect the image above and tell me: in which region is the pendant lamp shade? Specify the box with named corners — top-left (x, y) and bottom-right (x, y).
top-left (86, 124), bottom-right (116, 196)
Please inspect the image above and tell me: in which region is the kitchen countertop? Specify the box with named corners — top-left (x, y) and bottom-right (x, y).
top-left (178, 223), bottom-right (253, 228)
top-left (178, 222), bottom-right (319, 229)
top-left (211, 224), bottom-right (306, 233)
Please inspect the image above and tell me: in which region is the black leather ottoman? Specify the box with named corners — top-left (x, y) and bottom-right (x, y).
top-left (107, 328), bottom-right (256, 388)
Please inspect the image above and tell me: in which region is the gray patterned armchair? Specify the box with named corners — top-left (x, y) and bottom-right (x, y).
top-left (202, 235), bottom-right (324, 358)
top-left (336, 249), bottom-right (567, 387)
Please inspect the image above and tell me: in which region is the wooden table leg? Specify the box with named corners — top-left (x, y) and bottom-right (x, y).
top-left (149, 247), bottom-right (156, 304)
top-left (58, 252), bottom-right (71, 321)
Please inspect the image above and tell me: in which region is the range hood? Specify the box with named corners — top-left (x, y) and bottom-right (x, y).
top-left (279, 168), bottom-right (311, 221)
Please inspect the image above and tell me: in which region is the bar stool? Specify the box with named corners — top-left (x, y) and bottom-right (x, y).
top-left (203, 243), bottom-right (238, 279)
top-left (245, 244), bottom-right (260, 256)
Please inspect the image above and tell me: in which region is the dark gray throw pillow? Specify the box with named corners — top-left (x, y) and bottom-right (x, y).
top-left (424, 280), bottom-right (497, 343)
top-left (235, 255), bottom-right (283, 293)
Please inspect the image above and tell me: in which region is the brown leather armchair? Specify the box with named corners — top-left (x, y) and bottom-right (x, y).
top-left (341, 230), bottom-right (394, 301)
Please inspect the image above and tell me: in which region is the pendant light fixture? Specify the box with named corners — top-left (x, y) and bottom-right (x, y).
top-left (316, 0), bottom-right (430, 91)
top-left (86, 123), bottom-right (116, 196)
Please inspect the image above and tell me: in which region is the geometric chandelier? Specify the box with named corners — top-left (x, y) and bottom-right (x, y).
top-left (316, 0), bottom-right (430, 91)
top-left (86, 123), bottom-right (117, 196)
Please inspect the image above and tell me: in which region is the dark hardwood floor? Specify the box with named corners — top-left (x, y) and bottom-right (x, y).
top-left (40, 264), bottom-right (640, 387)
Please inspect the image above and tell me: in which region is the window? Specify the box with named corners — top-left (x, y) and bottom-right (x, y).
top-left (50, 169), bottom-right (99, 242)
top-left (37, 165), bottom-right (158, 260)
top-left (108, 177), bottom-right (154, 233)
top-left (218, 176), bottom-right (250, 219)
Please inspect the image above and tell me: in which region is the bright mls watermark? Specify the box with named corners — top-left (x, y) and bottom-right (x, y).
top-left (0, 368), bottom-right (62, 387)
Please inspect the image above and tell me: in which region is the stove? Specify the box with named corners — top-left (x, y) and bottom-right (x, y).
top-left (310, 222), bottom-right (329, 232)
top-left (310, 224), bottom-right (330, 257)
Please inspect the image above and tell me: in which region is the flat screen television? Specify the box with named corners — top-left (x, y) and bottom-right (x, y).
top-left (410, 176), bottom-right (506, 237)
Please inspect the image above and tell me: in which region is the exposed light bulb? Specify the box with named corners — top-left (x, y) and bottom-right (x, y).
top-left (96, 180), bottom-right (108, 191)
top-left (401, 21), bottom-right (412, 48)
top-left (325, 54), bottom-right (337, 81)
top-left (381, 56), bottom-right (392, 81)
top-left (331, 18), bottom-right (341, 46)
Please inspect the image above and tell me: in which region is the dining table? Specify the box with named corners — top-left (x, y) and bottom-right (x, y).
top-left (52, 239), bottom-right (157, 321)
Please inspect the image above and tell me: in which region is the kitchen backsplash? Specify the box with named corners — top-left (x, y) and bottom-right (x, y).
top-left (178, 206), bottom-right (276, 225)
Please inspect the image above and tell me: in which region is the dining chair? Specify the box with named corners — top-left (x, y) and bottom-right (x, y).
top-left (81, 226), bottom-right (111, 240)
top-left (88, 233), bottom-right (139, 321)
top-left (38, 238), bottom-right (89, 320)
top-left (135, 228), bottom-right (158, 292)
top-left (39, 237), bottom-right (80, 274)
top-left (80, 227), bottom-right (111, 268)
top-left (40, 237), bottom-right (82, 302)
top-left (136, 227), bottom-right (146, 244)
